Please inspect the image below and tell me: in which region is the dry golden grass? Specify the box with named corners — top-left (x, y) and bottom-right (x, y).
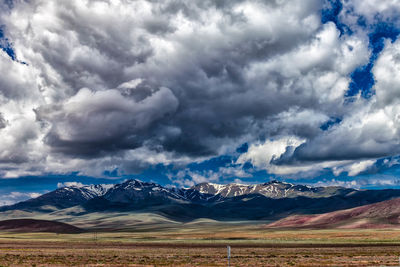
top-left (1, 240), bottom-right (400, 266)
top-left (1, 227), bottom-right (400, 266)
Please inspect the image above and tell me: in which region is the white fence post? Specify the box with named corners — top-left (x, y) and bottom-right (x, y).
top-left (227, 245), bottom-right (231, 267)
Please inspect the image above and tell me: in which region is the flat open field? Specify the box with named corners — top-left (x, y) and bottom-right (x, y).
top-left (2, 227), bottom-right (400, 266)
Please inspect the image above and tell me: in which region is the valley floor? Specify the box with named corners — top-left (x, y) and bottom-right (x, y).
top-left (2, 228), bottom-right (400, 266)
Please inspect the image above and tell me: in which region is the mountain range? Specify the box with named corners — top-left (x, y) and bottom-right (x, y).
top-left (3, 179), bottom-right (400, 226)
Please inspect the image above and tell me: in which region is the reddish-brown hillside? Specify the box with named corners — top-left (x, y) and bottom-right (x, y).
top-left (0, 219), bottom-right (84, 233)
top-left (267, 197), bottom-right (400, 229)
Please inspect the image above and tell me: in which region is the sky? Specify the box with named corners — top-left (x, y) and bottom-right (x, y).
top-left (1, 0), bottom-right (400, 205)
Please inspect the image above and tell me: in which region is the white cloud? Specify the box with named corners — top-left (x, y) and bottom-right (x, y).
top-left (57, 181), bottom-right (85, 188)
top-left (314, 179), bottom-right (360, 188)
top-left (314, 176), bottom-right (400, 189)
top-left (342, 0), bottom-right (400, 27)
top-left (236, 136), bottom-right (305, 174)
top-left (374, 39), bottom-right (400, 106)
top-left (0, 191), bottom-right (42, 206)
top-left (170, 169), bottom-right (221, 188)
top-left (333, 160), bottom-right (376, 176)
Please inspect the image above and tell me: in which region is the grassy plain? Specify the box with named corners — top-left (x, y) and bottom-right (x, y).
top-left (2, 223), bottom-right (400, 266)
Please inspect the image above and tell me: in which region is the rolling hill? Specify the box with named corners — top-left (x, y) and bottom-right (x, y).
top-left (266, 197), bottom-right (400, 229)
top-left (0, 219), bottom-right (84, 233)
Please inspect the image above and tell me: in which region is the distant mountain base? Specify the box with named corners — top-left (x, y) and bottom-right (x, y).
top-left (0, 219), bottom-right (84, 233)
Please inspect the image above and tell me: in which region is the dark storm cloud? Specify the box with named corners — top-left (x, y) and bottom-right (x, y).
top-left (19, 0), bottom-right (334, 160)
top-left (1, 0), bottom-right (400, 179)
top-left (0, 113), bottom-right (7, 129)
top-left (35, 87), bottom-right (178, 157)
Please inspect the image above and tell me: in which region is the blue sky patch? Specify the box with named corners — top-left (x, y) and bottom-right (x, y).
top-left (321, 0), bottom-right (352, 35)
top-left (320, 117), bottom-right (342, 131)
top-left (347, 22), bottom-right (400, 98)
top-left (236, 143), bottom-right (248, 153)
top-left (321, 1), bottom-right (400, 100)
top-left (0, 26), bottom-right (16, 61)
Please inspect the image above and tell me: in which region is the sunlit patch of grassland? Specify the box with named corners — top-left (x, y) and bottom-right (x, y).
top-left (1, 225), bottom-right (400, 244)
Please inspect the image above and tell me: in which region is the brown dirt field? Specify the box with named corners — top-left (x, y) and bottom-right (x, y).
top-left (2, 228), bottom-right (400, 266)
top-left (1, 241), bottom-right (400, 266)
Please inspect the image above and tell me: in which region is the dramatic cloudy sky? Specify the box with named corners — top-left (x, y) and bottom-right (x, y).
top-left (1, 0), bottom-right (400, 204)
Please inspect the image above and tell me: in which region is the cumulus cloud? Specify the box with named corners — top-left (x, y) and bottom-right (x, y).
top-left (57, 181), bottom-right (85, 188)
top-left (0, 0), bottom-right (399, 183)
top-left (341, 0), bottom-right (400, 27)
top-left (263, 37), bottom-right (400, 176)
top-left (171, 169), bottom-right (221, 188)
top-left (332, 160), bottom-right (377, 176)
top-left (237, 137), bottom-right (305, 170)
top-left (314, 175), bottom-right (400, 189)
top-left (0, 191), bottom-right (42, 206)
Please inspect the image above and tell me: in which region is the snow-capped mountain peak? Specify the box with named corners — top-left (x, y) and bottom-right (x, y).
top-left (58, 184), bottom-right (113, 200)
top-left (102, 179), bottom-right (186, 203)
top-left (187, 180), bottom-right (346, 199)
top-left (82, 184), bottom-right (113, 196)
